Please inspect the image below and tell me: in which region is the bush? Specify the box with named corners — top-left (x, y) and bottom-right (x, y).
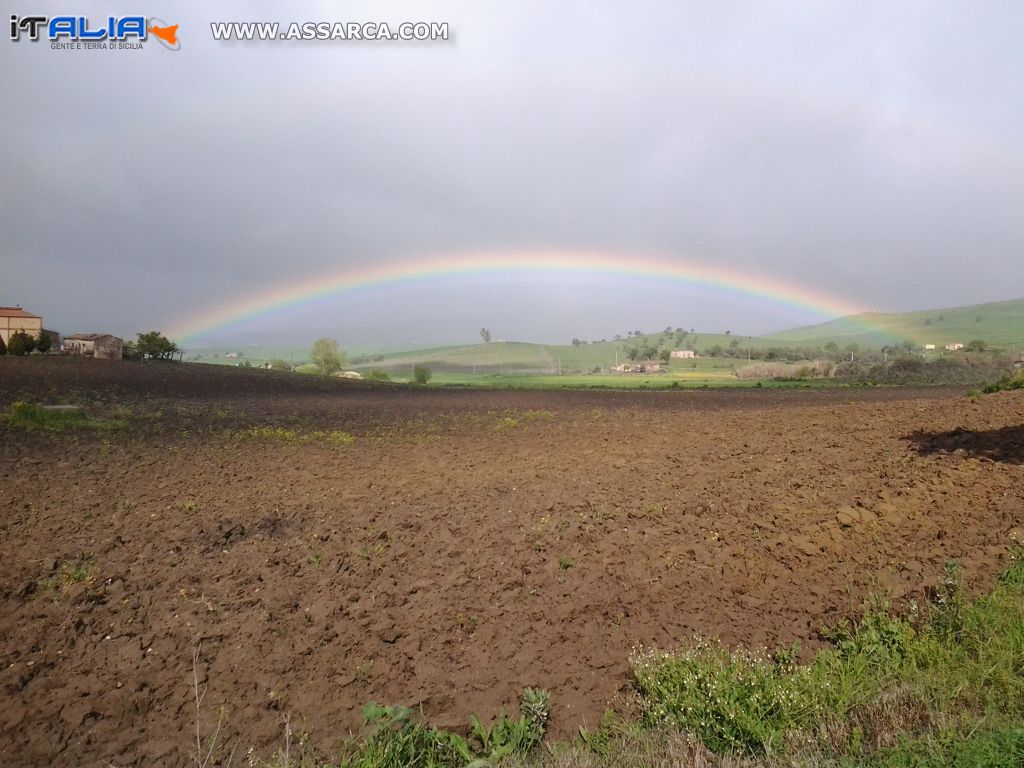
top-left (630, 554), bottom-right (1024, 759)
top-left (632, 639), bottom-right (827, 753)
top-left (365, 369), bottom-right (391, 381)
top-left (413, 365), bottom-right (432, 385)
top-left (840, 356), bottom-right (1013, 386)
top-left (7, 330), bottom-right (36, 356)
top-left (734, 360), bottom-right (834, 380)
top-left (982, 371), bottom-right (1024, 394)
top-left (337, 690), bottom-right (549, 767)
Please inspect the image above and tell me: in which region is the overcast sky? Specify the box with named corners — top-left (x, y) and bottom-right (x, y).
top-left (3, 1), bottom-right (1023, 346)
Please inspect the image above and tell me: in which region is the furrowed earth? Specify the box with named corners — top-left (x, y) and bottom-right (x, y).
top-left (1, 358), bottom-right (1022, 767)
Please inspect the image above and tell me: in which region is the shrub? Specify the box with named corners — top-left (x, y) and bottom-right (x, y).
top-left (339, 690), bottom-right (549, 767)
top-left (365, 369), bottom-right (390, 381)
top-left (631, 556), bottom-right (1024, 759)
top-left (413, 365), bottom-right (432, 385)
top-left (735, 360), bottom-right (834, 380)
top-left (631, 639), bottom-right (827, 753)
top-left (982, 371), bottom-right (1024, 394)
top-left (7, 330), bottom-right (36, 356)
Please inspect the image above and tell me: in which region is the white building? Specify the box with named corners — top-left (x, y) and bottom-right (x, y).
top-left (0, 306), bottom-right (43, 346)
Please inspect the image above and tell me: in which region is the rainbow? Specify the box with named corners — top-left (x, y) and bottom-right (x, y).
top-left (166, 249), bottom-right (868, 342)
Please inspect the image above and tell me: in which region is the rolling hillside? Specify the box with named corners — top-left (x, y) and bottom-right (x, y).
top-left (186, 297), bottom-right (1024, 376)
top-left (349, 333), bottom-right (806, 375)
top-left (764, 298), bottom-right (1024, 349)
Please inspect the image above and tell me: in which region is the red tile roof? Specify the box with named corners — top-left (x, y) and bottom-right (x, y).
top-left (0, 307), bottom-right (41, 319)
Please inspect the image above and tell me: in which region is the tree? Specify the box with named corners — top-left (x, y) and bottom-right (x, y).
top-left (267, 358), bottom-right (291, 371)
top-left (965, 339), bottom-right (988, 352)
top-left (122, 340), bottom-right (139, 360)
top-left (480, 327), bottom-right (492, 343)
top-left (310, 337), bottom-right (344, 375)
top-left (34, 330), bottom-right (52, 354)
top-left (0, 335), bottom-right (6, 355)
top-left (7, 330), bottom-right (36, 356)
top-left (659, 348), bottom-right (672, 363)
top-left (136, 331), bottom-right (178, 360)
top-left (413, 364), bottom-right (432, 384)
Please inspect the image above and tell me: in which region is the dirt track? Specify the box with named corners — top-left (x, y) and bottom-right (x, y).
top-left (2, 358), bottom-right (1022, 767)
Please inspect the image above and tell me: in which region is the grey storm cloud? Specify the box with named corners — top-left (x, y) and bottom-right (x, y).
top-left (2, 0), bottom-right (1023, 345)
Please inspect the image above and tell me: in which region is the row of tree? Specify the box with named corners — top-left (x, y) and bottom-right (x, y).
top-left (0, 329), bottom-right (52, 356)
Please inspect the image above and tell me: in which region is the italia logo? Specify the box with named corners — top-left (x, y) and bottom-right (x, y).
top-left (9, 14), bottom-right (180, 49)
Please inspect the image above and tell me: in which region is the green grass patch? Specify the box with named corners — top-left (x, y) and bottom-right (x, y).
top-left (330, 690), bottom-right (549, 768)
top-left (871, 725), bottom-right (1024, 767)
top-left (981, 370), bottom-right (1024, 394)
top-left (6, 401), bottom-right (127, 431)
top-left (241, 426), bottom-right (355, 446)
top-left (629, 552), bottom-right (1024, 762)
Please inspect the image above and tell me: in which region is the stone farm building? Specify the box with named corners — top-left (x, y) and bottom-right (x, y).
top-left (64, 333), bottom-right (123, 360)
top-left (670, 350), bottom-right (696, 359)
top-left (614, 361), bottom-right (665, 373)
top-left (0, 306), bottom-right (43, 346)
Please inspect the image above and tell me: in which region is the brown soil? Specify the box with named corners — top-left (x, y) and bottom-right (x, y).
top-left (1, 358), bottom-right (1022, 767)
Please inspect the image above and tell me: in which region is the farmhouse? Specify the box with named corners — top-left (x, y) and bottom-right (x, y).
top-left (945, 343), bottom-right (964, 351)
top-left (923, 344), bottom-right (936, 351)
top-left (670, 349), bottom-right (696, 359)
top-left (64, 333), bottom-right (123, 360)
top-left (614, 361), bottom-right (664, 373)
top-left (0, 306), bottom-right (43, 346)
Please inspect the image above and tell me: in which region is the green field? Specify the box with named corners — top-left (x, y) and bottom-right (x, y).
top-left (183, 297), bottom-right (1024, 387)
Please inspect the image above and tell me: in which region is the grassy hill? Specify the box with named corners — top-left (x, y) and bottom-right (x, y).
top-left (185, 297), bottom-right (1024, 379)
top-left (349, 333), bottom-right (806, 376)
top-left (765, 298), bottom-right (1024, 349)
